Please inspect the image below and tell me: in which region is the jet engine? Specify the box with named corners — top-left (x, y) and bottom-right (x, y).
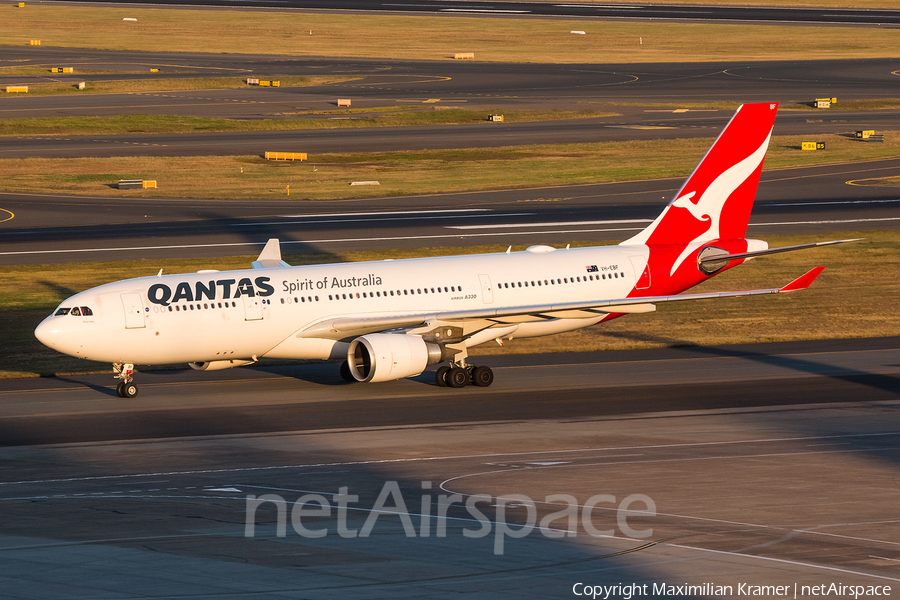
top-left (188, 359), bottom-right (254, 371)
top-left (347, 334), bottom-right (444, 383)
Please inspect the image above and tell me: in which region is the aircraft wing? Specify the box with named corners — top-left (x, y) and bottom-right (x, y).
top-left (300, 267), bottom-right (825, 340)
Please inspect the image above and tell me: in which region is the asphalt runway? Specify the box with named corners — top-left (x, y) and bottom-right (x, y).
top-left (6, 110), bottom-right (900, 160)
top-left (1, 338), bottom-right (899, 597)
top-left (2, 49), bottom-right (900, 127)
top-left (2, 158), bottom-right (898, 264)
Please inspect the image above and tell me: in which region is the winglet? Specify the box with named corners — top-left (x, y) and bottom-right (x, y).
top-left (251, 238), bottom-right (291, 269)
top-left (780, 266), bottom-right (825, 292)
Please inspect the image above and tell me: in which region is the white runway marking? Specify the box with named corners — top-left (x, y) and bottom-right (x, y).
top-left (0, 228), bottom-right (646, 256)
top-left (2, 431), bottom-right (895, 487)
top-left (766, 198), bottom-right (900, 206)
top-left (749, 216), bottom-right (900, 226)
top-left (447, 219), bottom-right (651, 230)
top-left (670, 544), bottom-right (900, 583)
top-left (280, 209), bottom-right (489, 218)
top-left (235, 211), bottom-right (532, 227)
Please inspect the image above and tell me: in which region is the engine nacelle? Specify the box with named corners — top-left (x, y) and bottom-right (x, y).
top-left (188, 359), bottom-right (253, 371)
top-left (347, 334), bottom-right (444, 383)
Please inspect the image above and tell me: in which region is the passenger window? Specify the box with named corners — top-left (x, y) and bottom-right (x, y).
top-left (281, 298), bottom-right (285, 304)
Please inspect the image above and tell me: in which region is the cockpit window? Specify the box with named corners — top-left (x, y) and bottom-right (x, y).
top-left (70, 307), bottom-right (82, 317)
top-left (81, 306), bottom-right (93, 316)
top-left (55, 307), bottom-right (70, 316)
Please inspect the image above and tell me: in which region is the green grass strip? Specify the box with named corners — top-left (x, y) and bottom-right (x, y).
top-left (0, 110), bottom-right (616, 136)
top-left (3, 5), bottom-right (900, 63)
top-left (1, 132), bottom-right (898, 200)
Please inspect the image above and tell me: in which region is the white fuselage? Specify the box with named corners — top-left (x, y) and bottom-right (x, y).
top-left (36, 244), bottom-right (645, 365)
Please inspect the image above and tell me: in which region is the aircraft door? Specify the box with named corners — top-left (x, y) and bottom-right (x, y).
top-left (478, 274), bottom-right (494, 304)
top-left (629, 255), bottom-right (651, 290)
top-left (121, 293), bottom-right (146, 329)
top-left (243, 295), bottom-right (263, 321)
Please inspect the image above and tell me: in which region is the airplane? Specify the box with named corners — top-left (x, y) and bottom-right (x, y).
top-left (35, 102), bottom-right (852, 397)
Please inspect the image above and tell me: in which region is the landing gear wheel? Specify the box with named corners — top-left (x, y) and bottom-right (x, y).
top-left (339, 360), bottom-right (355, 382)
top-left (435, 365), bottom-right (450, 387)
top-left (447, 367), bottom-right (468, 388)
top-left (120, 382), bottom-right (138, 398)
top-left (116, 382), bottom-right (126, 398)
top-left (472, 366), bottom-right (494, 387)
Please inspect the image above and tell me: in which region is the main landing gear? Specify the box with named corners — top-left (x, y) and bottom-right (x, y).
top-left (113, 363), bottom-right (138, 398)
top-left (435, 363), bottom-right (494, 388)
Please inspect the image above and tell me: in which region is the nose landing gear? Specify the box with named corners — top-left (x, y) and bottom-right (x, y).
top-left (113, 363), bottom-right (138, 398)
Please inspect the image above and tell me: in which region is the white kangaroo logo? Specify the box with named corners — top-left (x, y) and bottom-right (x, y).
top-left (671, 191), bottom-right (705, 220)
top-left (669, 133), bottom-right (771, 275)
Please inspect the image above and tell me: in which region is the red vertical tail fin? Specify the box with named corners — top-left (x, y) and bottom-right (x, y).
top-left (622, 102), bottom-right (778, 260)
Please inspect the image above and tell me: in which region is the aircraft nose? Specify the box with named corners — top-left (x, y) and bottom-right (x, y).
top-left (34, 318), bottom-right (60, 349)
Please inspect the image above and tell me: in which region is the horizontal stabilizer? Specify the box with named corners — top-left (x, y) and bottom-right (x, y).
top-left (699, 239), bottom-right (859, 264)
top-left (251, 238), bottom-right (291, 269)
top-left (779, 266), bottom-right (825, 292)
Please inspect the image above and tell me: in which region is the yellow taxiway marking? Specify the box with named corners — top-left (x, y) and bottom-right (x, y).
top-left (847, 176), bottom-right (900, 187)
top-left (0, 208), bottom-right (14, 224)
